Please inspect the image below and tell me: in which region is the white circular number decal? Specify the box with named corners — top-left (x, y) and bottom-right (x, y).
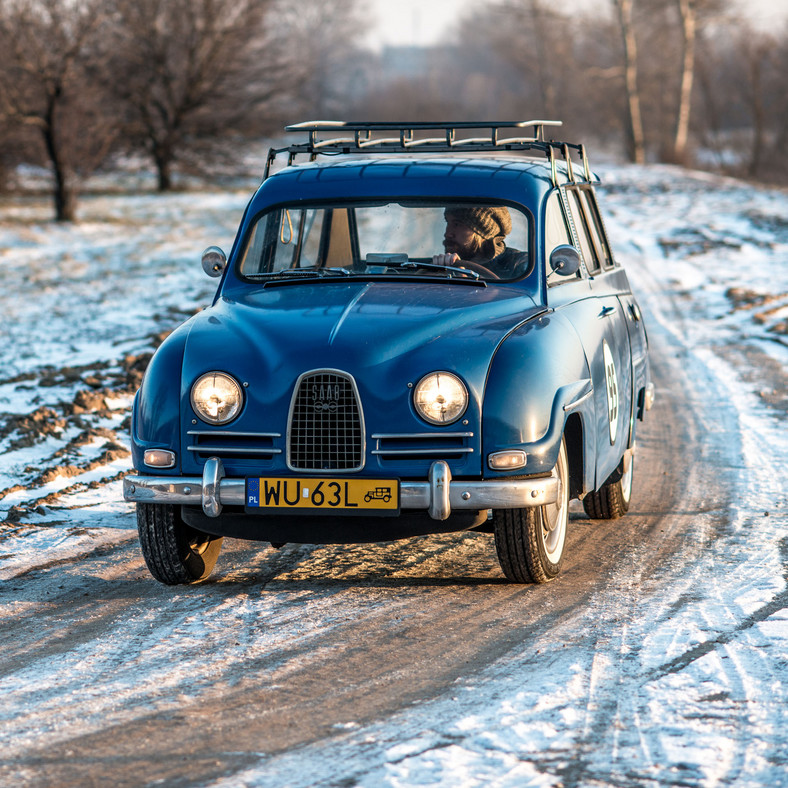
top-left (603, 340), bottom-right (619, 444)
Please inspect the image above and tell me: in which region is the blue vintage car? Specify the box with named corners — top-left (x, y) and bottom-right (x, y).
top-left (123, 121), bottom-right (653, 585)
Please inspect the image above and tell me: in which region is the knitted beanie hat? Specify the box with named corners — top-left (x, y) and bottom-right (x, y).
top-left (445, 205), bottom-right (512, 240)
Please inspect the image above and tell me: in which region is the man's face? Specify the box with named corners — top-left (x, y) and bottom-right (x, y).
top-left (443, 218), bottom-right (477, 258)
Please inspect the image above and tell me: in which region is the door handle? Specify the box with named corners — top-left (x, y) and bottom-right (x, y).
top-left (599, 305), bottom-right (616, 318)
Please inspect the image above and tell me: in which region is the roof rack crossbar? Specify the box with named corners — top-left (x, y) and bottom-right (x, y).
top-left (404, 136), bottom-right (450, 147)
top-left (284, 120), bottom-right (563, 132)
top-left (264, 120), bottom-right (593, 184)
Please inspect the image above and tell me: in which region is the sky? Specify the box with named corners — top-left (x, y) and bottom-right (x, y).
top-left (363, 0), bottom-right (477, 49)
top-left (364, 0), bottom-right (788, 49)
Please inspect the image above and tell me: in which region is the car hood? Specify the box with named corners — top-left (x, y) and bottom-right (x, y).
top-left (181, 281), bottom-right (544, 412)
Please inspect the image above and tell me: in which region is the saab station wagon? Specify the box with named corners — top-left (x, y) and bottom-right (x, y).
top-left (123, 120), bottom-right (654, 585)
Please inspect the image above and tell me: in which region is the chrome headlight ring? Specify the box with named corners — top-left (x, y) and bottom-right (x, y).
top-left (412, 371), bottom-right (468, 426)
top-left (190, 372), bottom-right (244, 425)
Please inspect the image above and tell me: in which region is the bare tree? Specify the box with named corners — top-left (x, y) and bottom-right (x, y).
top-left (280, 0), bottom-right (368, 119)
top-left (655, 0), bottom-right (727, 163)
top-left (105, 0), bottom-right (272, 191)
top-left (451, 0), bottom-right (576, 121)
top-left (612, 0), bottom-right (646, 163)
top-left (104, 0), bottom-right (366, 190)
top-left (0, 0), bottom-right (116, 220)
top-left (672, 0), bottom-right (696, 161)
top-left (735, 31), bottom-right (778, 177)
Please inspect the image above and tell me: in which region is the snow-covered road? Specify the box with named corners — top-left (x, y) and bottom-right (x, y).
top-left (1, 165), bottom-right (787, 787)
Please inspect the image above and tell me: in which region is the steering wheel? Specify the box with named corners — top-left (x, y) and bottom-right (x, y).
top-left (456, 260), bottom-right (500, 279)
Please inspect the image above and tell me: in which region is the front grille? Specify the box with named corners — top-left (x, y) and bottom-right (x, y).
top-left (288, 370), bottom-right (364, 471)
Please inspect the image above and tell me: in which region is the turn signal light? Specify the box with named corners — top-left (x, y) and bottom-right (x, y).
top-left (143, 449), bottom-right (176, 468)
top-left (488, 450), bottom-right (527, 470)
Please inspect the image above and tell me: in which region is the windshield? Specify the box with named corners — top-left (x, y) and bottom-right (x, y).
top-left (238, 200), bottom-right (531, 282)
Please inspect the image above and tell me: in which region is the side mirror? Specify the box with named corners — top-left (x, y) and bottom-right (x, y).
top-left (549, 244), bottom-right (581, 277)
top-left (202, 246), bottom-right (227, 278)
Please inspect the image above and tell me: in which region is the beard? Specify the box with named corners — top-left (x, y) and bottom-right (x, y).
top-left (444, 238), bottom-right (470, 256)
top-left (444, 237), bottom-right (479, 260)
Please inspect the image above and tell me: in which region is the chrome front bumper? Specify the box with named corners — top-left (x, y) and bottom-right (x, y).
top-left (123, 458), bottom-right (558, 521)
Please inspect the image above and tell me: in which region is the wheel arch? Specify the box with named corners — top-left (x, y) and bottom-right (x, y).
top-left (482, 311), bottom-right (593, 476)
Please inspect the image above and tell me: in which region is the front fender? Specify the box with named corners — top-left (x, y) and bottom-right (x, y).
top-left (482, 311), bottom-right (594, 475)
top-left (130, 322), bottom-right (191, 472)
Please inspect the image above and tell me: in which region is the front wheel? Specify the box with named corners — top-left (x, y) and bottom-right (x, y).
top-left (493, 438), bottom-right (569, 583)
top-left (137, 503), bottom-right (223, 584)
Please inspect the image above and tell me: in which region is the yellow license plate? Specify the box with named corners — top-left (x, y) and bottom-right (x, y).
top-left (246, 477), bottom-right (399, 512)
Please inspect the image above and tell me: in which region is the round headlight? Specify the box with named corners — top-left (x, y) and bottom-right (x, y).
top-left (413, 372), bottom-right (468, 425)
top-left (191, 372), bottom-right (243, 424)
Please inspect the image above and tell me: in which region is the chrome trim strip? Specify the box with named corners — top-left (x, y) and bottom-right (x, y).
top-left (186, 446), bottom-right (282, 455)
top-left (123, 464), bottom-right (558, 520)
top-left (563, 389), bottom-right (593, 412)
top-left (124, 476), bottom-right (246, 506)
top-left (371, 448), bottom-right (473, 456)
top-left (370, 432), bottom-right (474, 439)
top-left (187, 430), bottom-right (282, 438)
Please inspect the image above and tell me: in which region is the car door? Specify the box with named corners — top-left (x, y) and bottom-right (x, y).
top-left (562, 185), bottom-right (634, 486)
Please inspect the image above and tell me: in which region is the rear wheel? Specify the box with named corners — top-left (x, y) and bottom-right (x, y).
top-left (494, 438), bottom-right (569, 583)
top-left (582, 454), bottom-right (633, 520)
top-left (137, 503), bottom-right (223, 584)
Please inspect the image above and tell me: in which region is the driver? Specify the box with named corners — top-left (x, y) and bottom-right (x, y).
top-left (432, 205), bottom-right (528, 278)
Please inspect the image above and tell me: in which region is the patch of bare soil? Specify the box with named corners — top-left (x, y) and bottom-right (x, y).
top-left (0, 338), bottom-right (166, 527)
top-left (725, 286), bottom-right (788, 341)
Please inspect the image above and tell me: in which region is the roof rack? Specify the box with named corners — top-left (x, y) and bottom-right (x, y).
top-left (264, 121), bottom-right (593, 186)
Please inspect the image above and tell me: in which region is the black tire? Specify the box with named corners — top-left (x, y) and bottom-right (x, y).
top-left (493, 438), bottom-right (569, 583)
top-left (582, 454), bottom-right (633, 520)
top-left (137, 503), bottom-right (223, 584)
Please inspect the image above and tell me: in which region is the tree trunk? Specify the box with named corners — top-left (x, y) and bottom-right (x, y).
top-left (42, 92), bottom-right (77, 222)
top-left (673, 0), bottom-right (696, 163)
top-left (613, 0), bottom-right (645, 164)
top-left (153, 139), bottom-right (174, 191)
top-left (746, 54), bottom-right (765, 178)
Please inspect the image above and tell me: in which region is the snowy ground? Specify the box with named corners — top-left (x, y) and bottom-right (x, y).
top-left (1, 163), bottom-right (788, 786)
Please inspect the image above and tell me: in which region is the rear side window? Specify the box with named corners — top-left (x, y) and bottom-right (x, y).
top-left (566, 188), bottom-right (600, 274)
top-left (566, 186), bottom-right (615, 273)
top-left (578, 189), bottom-right (614, 268)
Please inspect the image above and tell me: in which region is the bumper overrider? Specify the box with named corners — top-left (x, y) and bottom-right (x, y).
top-left (123, 458), bottom-right (559, 521)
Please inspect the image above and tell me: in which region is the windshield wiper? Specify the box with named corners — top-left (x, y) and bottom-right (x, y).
top-left (378, 260), bottom-right (481, 280)
top-left (247, 267), bottom-right (351, 280)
